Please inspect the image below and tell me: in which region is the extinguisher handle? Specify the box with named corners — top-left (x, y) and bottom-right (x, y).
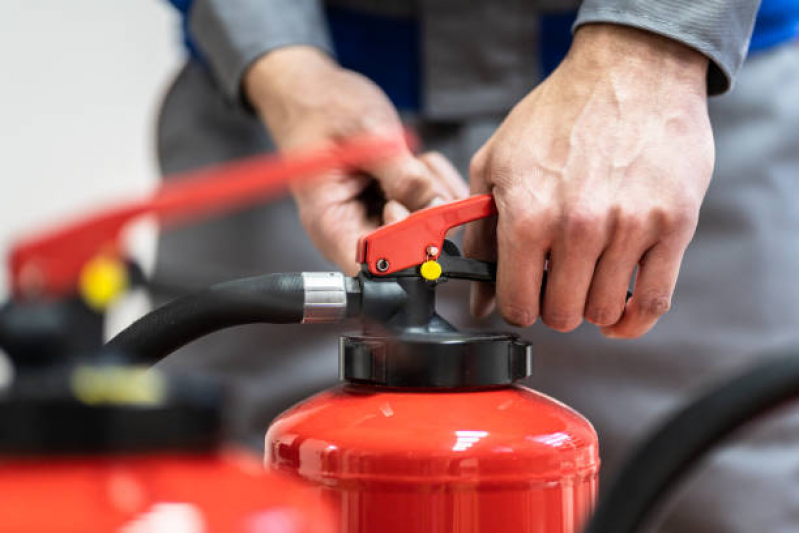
top-left (357, 194), bottom-right (496, 277)
top-left (358, 194), bottom-right (633, 299)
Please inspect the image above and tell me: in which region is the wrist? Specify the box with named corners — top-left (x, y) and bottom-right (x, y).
top-left (567, 24), bottom-right (709, 96)
top-left (244, 45), bottom-right (337, 114)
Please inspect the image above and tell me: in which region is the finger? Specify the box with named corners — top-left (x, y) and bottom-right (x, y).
top-left (366, 152), bottom-right (447, 211)
top-left (495, 208), bottom-right (548, 327)
top-left (383, 199), bottom-right (411, 225)
top-left (601, 242), bottom-right (684, 338)
top-left (464, 213), bottom-right (498, 318)
top-left (419, 151), bottom-right (470, 200)
top-left (294, 174), bottom-right (377, 275)
top-left (463, 148), bottom-right (497, 318)
top-left (583, 245), bottom-right (641, 327)
top-left (489, 178), bottom-right (550, 327)
top-left (314, 203), bottom-right (377, 276)
top-left (584, 218), bottom-right (653, 327)
top-left (470, 280), bottom-right (497, 319)
top-left (541, 218), bottom-right (605, 332)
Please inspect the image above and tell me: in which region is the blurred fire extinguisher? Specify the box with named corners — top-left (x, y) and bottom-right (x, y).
top-left (0, 356), bottom-right (335, 533)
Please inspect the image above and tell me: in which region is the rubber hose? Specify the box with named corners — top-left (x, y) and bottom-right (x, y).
top-left (106, 273), bottom-right (304, 364)
top-left (586, 351), bottom-right (799, 533)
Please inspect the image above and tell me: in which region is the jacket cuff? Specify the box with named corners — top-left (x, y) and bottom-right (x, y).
top-left (574, 0), bottom-right (760, 95)
top-left (190, 0), bottom-right (334, 106)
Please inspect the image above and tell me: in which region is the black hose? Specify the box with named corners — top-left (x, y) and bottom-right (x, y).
top-left (106, 273), bottom-right (305, 364)
top-left (586, 350), bottom-right (799, 533)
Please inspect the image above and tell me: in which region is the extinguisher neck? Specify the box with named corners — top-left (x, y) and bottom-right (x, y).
top-left (353, 275), bottom-right (455, 335)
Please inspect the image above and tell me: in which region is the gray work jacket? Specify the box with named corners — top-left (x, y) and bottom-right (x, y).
top-left (188, 0), bottom-right (760, 119)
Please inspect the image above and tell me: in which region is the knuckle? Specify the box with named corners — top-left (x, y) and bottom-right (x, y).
top-left (504, 210), bottom-right (547, 245)
top-left (469, 151), bottom-right (487, 180)
top-left (563, 208), bottom-right (601, 242)
top-left (483, 149), bottom-right (521, 188)
top-left (616, 210), bottom-right (648, 236)
top-left (663, 208), bottom-right (698, 241)
top-left (391, 172), bottom-right (430, 201)
top-left (486, 162), bottom-right (516, 187)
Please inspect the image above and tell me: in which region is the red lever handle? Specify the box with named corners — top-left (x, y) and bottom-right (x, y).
top-left (357, 194), bottom-right (497, 276)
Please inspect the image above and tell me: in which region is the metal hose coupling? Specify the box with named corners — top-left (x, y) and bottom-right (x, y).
top-left (301, 272), bottom-right (350, 323)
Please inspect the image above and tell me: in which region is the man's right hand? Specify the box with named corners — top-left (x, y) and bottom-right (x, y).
top-left (244, 46), bottom-right (468, 274)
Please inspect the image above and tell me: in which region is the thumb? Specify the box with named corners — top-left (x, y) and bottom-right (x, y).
top-left (366, 151), bottom-right (450, 211)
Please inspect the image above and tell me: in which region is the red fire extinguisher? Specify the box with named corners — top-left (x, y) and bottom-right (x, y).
top-left (0, 362), bottom-right (334, 533)
top-left (264, 195), bottom-right (600, 532)
top-left (266, 343), bottom-right (598, 532)
top-left (108, 194), bottom-right (600, 532)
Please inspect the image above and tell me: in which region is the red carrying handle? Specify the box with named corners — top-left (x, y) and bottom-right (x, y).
top-left (9, 133), bottom-right (407, 299)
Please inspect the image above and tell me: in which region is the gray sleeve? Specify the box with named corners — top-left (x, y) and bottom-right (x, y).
top-left (189, 0), bottom-right (334, 104)
top-left (574, 0), bottom-right (761, 95)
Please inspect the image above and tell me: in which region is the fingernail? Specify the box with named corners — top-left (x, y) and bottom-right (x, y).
top-left (383, 200), bottom-right (411, 224)
top-left (427, 196), bottom-right (446, 208)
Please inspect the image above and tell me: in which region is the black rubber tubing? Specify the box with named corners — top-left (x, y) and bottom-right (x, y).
top-left (106, 273), bottom-right (305, 365)
top-left (586, 350), bottom-right (799, 533)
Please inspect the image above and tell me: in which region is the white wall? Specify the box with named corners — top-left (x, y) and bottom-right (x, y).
top-left (0, 0), bottom-right (183, 299)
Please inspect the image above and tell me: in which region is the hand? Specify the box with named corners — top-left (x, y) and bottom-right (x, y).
top-left (465, 24), bottom-right (713, 338)
top-left (245, 46), bottom-right (468, 274)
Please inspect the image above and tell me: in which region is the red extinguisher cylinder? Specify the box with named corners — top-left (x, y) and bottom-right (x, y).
top-left (266, 336), bottom-right (600, 533)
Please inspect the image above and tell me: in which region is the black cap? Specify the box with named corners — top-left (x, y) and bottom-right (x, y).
top-left (340, 331), bottom-right (532, 388)
top-left (0, 364), bottom-right (223, 456)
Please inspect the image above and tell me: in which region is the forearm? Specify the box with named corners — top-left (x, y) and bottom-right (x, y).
top-left (243, 46), bottom-right (341, 142)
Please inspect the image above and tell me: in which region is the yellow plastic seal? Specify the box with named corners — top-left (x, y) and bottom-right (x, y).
top-left (420, 260), bottom-right (442, 281)
top-left (71, 366), bottom-right (165, 406)
top-left (79, 255), bottom-right (129, 310)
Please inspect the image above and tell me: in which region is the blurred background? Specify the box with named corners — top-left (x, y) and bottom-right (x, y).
top-left (0, 1), bottom-right (180, 300)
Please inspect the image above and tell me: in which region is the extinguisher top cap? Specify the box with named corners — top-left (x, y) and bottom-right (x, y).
top-left (340, 332), bottom-right (532, 388)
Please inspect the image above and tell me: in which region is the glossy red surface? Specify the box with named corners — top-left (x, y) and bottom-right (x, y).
top-left (266, 384), bottom-right (599, 532)
top-left (0, 449), bottom-right (334, 533)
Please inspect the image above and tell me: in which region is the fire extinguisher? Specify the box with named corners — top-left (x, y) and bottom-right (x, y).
top-left (110, 194), bottom-right (601, 533)
top-left (0, 133), bottom-right (409, 533)
top-left (0, 343), bottom-right (334, 532)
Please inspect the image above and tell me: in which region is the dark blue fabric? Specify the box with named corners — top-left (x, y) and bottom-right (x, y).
top-left (166, 0), bottom-right (204, 61)
top-left (750, 0), bottom-right (799, 52)
top-left (325, 5), bottom-right (421, 110)
top-left (539, 12), bottom-right (579, 78)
